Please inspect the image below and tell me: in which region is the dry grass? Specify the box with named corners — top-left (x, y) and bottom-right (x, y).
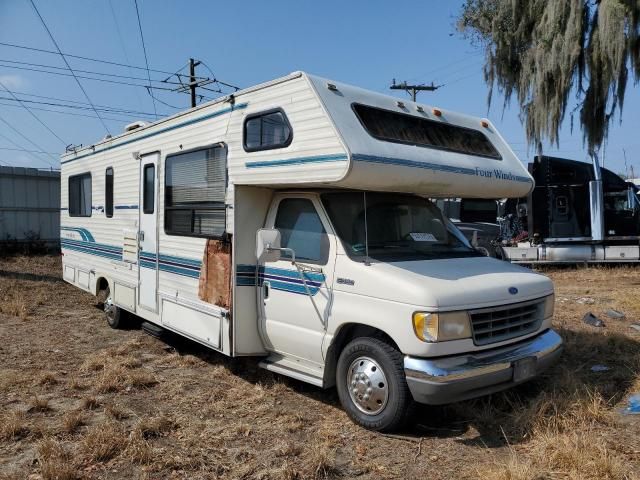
top-left (2, 257), bottom-right (640, 479)
top-left (61, 410), bottom-right (86, 434)
top-left (0, 410), bottom-right (29, 440)
top-left (29, 396), bottom-right (51, 413)
top-left (478, 430), bottom-right (631, 480)
top-left (80, 396), bottom-right (99, 410)
top-left (133, 415), bottom-right (175, 439)
top-left (104, 402), bottom-right (127, 420)
top-left (37, 437), bottom-right (77, 480)
top-left (82, 421), bottom-right (127, 461)
top-left (123, 429), bottom-right (154, 465)
top-left (38, 372), bottom-right (58, 386)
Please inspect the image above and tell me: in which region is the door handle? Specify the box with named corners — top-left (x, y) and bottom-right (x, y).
top-left (263, 280), bottom-right (270, 300)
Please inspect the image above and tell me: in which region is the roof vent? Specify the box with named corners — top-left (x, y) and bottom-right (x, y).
top-left (124, 121), bottom-right (148, 132)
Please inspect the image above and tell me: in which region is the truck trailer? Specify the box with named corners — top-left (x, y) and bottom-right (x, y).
top-left (502, 155), bottom-right (640, 263)
top-left (60, 72), bottom-right (562, 431)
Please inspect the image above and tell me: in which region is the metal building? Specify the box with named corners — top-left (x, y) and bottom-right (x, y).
top-left (0, 166), bottom-right (60, 250)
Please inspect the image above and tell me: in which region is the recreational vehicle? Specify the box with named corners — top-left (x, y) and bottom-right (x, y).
top-left (60, 72), bottom-right (562, 431)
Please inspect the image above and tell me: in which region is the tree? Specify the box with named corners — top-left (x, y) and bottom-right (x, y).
top-left (458, 0), bottom-right (640, 154)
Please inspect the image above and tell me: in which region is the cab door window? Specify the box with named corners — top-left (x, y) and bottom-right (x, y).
top-left (274, 199), bottom-right (329, 264)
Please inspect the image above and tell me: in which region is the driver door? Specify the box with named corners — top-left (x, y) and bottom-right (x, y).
top-left (258, 194), bottom-right (335, 366)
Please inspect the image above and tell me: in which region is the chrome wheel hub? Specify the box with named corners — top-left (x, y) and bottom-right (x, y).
top-left (104, 295), bottom-right (115, 323)
top-left (347, 356), bottom-right (388, 415)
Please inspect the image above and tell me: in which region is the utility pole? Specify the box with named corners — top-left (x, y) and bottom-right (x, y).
top-left (168, 58), bottom-right (240, 108)
top-left (189, 58), bottom-right (201, 108)
top-left (390, 79), bottom-right (441, 101)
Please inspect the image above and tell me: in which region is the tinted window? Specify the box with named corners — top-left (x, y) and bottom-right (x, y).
top-left (143, 164), bottom-right (155, 214)
top-left (68, 173), bottom-right (92, 217)
top-left (353, 103), bottom-right (501, 160)
top-left (274, 199), bottom-right (328, 264)
top-left (165, 145), bottom-right (227, 237)
top-left (244, 109), bottom-right (292, 151)
top-left (322, 192), bottom-right (477, 262)
top-left (105, 167), bottom-right (114, 218)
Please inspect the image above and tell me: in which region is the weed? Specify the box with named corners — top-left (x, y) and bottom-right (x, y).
top-left (37, 437), bottom-right (77, 480)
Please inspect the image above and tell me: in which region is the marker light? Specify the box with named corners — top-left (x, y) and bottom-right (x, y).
top-left (432, 108), bottom-right (442, 117)
top-left (397, 101), bottom-right (405, 108)
top-left (481, 120), bottom-right (489, 128)
top-left (543, 294), bottom-right (555, 319)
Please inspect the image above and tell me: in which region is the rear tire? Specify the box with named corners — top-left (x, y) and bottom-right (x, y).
top-left (336, 337), bottom-right (413, 432)
top-left (103, 287), bottom-right (127, 329)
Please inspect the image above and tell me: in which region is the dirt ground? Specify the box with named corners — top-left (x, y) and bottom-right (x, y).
top-left (1, 255), bottom-right (639, 480)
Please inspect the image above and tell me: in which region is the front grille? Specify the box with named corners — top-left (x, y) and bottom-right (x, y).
top-left (469, 299), bottom-right (544, 346)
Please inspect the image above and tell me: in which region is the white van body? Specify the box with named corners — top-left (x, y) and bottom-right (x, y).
top-left (60, 72), bottom-right (562, 430)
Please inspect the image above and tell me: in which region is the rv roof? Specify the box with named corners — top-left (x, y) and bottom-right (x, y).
top-left (61, 71), bottom-right (494, 160)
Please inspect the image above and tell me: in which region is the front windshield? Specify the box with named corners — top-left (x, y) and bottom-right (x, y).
top-left (321, 192), bottom-right (481, 262)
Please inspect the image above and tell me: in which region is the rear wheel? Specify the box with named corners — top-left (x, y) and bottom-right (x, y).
top-left (103, 287), bottom-right (127, 329)
top-left (336, 337), bottom-right (413, 432)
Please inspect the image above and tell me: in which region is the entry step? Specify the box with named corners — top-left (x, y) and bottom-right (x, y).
top-left (141, 321), bottom-right (164, 338)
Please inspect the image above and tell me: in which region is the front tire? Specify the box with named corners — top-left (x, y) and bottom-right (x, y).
top-left (336, 337), bottom-right (413, 432)
top-left (103, 288), bottom-right (127, 329)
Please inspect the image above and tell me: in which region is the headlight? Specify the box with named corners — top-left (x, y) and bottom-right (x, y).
top-left (543, 294), bottom-right (555, 319)
top-left (412, 311), bottom-right (472, 342)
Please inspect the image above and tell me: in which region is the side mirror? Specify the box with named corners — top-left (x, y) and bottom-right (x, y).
top-left (256, 228), bottom-right (282, 263)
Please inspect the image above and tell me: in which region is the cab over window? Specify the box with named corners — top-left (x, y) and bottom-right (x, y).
top-left (165, 145), bottom-right (227, 238)
top-left (69, 173), bottom-right (92, 217)
top-left (274, 199), bottom-right (329, 264)
top-left (243, 109), bottom-right (292, 151)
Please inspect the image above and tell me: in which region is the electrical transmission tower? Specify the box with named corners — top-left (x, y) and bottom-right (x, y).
top-left (390, 79), bottom-right (441, 101)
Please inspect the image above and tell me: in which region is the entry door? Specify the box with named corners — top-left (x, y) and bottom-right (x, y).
top-left (259, 195), bottom-right (335, 365)
top-left (138, 152), bottom-right (159, 311)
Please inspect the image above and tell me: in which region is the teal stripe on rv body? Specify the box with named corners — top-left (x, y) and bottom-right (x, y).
top-left (234, 264), bottom-right (324, 296)
top-left (61, 102), bottom-right (248, 165)
top-left (60, 226), bottom-right (95, 242)
top-left (351, 153), bottom-right (532, 184)
top-left (244, 153), bottom-right (348, 169)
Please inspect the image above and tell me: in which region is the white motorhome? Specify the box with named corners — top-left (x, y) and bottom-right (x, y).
top-left (60, 72), bottom-right (562, 431)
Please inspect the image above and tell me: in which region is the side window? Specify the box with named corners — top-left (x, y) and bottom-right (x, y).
top-left (165, 145), bottom-right (227, 238)
top-left (243, 109), bottom-right (292, 152)
top-left (68, 173), bottom-right (92, 217)
top-left (274, 199), bottom-right (329, 264)
top-left (105, 167), bottom-right (114, 218)
top-left (143, 164), bottom-right (155, 214)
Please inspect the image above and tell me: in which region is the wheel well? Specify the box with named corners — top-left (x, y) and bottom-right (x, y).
top-left (96, 277), bottom-right (109, 296)
top-left (323, 324), bottom-right (400, 388)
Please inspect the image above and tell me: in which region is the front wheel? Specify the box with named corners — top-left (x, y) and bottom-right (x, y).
top-left (336, 337), bottom-right (413, 432)
top-left (102, 288), bottom-right (127, 329)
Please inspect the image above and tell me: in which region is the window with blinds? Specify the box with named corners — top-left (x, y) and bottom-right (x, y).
top-left (69, 173), bottom-right (92, 217)
top-left (165, 145), bottom-right (227, 238)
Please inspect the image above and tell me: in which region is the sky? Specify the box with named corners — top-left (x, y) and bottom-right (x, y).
top-left (0, 0), bottom-right (638, 175)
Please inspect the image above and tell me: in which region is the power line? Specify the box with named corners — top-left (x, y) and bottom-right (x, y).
top-left (29, 0), bottom-right (111, 135)
top-left (0, 146), bottom-right (58, 155)
top-left (0, 57), bottom-right (184, 84)
top-left (0, 95), bottom-right (161, 117)
top-left (0, 78), bottom-right (67, 145)
top-left (0, 41), bottom-right (197, 78)
top-left (0, 118), bottom-right (58, 167)
top-left (0, 100), bottom-right (152, 123)
top-left (0, 62), bottom-right (181, 90)
top-left (133, 0), bottom-right (157, 118)
top-left (108, 0), bottom-right (146, 111)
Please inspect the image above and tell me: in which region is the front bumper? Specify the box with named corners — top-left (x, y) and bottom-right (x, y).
top-left (404, 329), bottom-right (563, 405)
